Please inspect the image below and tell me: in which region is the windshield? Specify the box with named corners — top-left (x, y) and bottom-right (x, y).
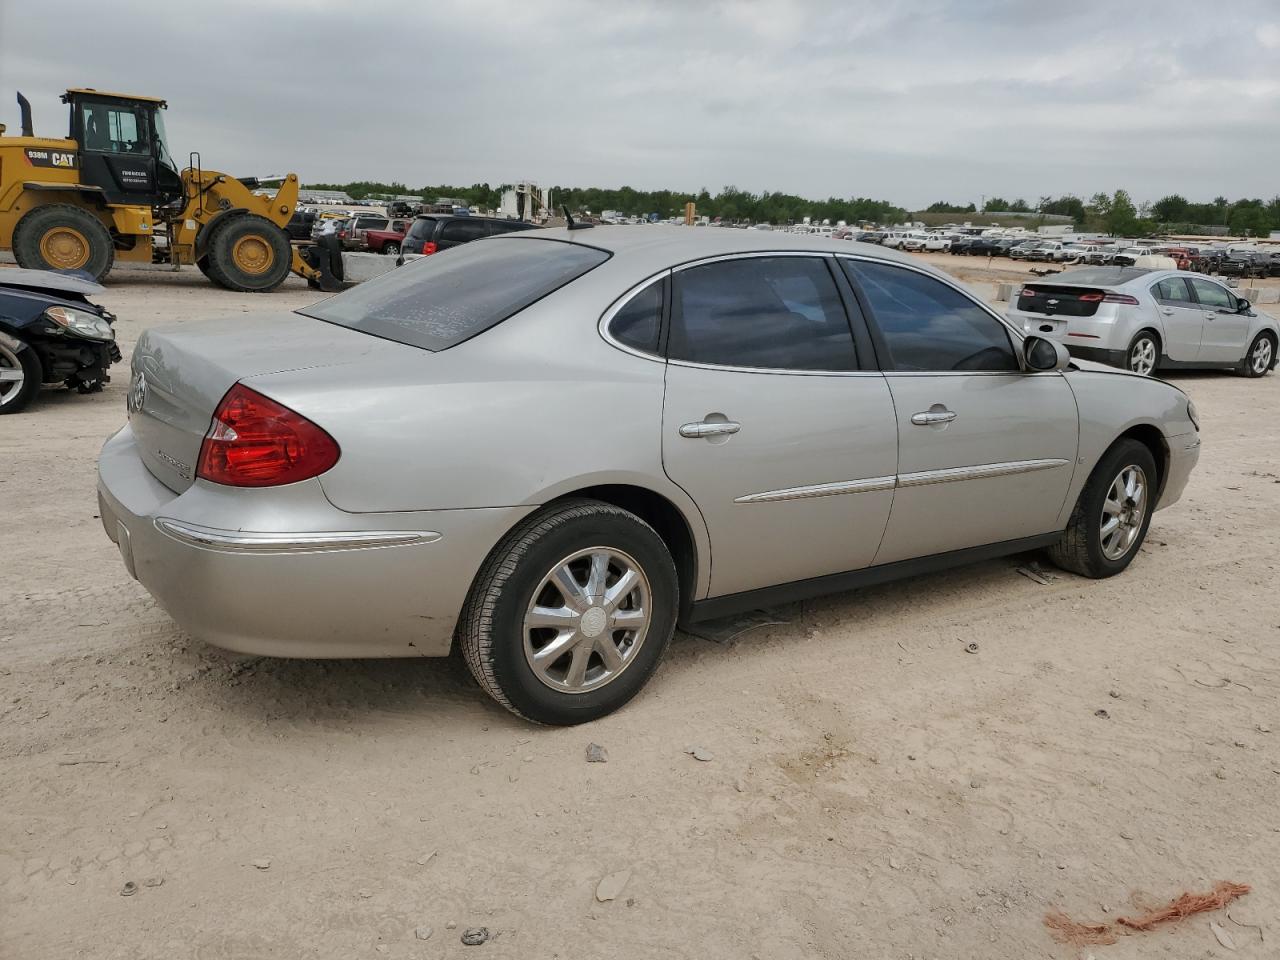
top-left (300, 237), bottom-right (609, 352)
top-left (151, 108), bottom-right (177, 171)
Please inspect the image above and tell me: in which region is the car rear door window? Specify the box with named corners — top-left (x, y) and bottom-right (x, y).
top-left (1153, 277), bottom-right (1194, 304)
top-left (669, 257), bottom-right (856, 371)
top-left (843, 259), bottom-right (1018, 372)
top-left (1188, 277), bottom-right (1234, 310)
top-left (440, 220), bottom-right (488, 245)
top-left (607, 279), bottom-right (665, 355)
top-left (405, 218), bottom-right (438, 243)
top-left (301, 237), bottom-right (609, 351)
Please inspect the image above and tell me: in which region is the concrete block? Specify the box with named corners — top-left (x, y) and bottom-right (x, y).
top-left (340, 252), bottom-right (398, 283)
top-left (996, 283), bottom-right (1015, 302)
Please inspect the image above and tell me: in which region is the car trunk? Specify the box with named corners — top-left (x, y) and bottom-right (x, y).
top-left (128, 313), bottom-right (407, 493)
top-left (1016, 283), bottom-right (1109, 318)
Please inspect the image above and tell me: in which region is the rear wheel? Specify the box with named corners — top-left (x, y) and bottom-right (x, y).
top-left (383, 242), bottom-right (400, 256)
top-left (458, 499), bottom-right (679, 725)
top-left (202, 215), bottom-right (292, 292)
top-left (1048, 438), bottom-right (1156, 578)
top-left (0, 335), bottom-right (43, 414)
top-left (13, 204), bottom-right (115, 280)
top-left (1240, 332), bottom-right (1275, 378)
top-left (1126, 330), bottom-right (1160, 376)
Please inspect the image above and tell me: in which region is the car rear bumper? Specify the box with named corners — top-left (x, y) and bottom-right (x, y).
top-left (1064, 343), bottom-right (1127, 369)
top-left (96, 425), bottom-right (533, 658)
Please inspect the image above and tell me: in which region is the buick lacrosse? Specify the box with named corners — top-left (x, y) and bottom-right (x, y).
top-left (98, 229), bottom-right (1200, 723)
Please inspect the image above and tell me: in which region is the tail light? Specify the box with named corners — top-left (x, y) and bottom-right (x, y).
top-left (422, 241), bottom-right (438, 255)
top-left (1020, 288), bottom-right (1038, 298)
top-left (197, 383), bottom-right (339, 487)
top-left (1076, 293), bottom-right (1140, 305)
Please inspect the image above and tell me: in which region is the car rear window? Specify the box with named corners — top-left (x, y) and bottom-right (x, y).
top-left (405, 218), bottom-right (439, 242)
top-left (300, 237), bottom-right (610, 352)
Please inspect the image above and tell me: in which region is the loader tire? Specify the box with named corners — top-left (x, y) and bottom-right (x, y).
top-left (13, 205), bottom-right (115, 281)
top-left (202, 214), bottom-right (292, 292)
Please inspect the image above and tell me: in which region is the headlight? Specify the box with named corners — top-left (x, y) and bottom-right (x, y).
top-left (1187, 398), bottom-right (1200, 431)
top-left (44, 306), bottom-right (115, 341)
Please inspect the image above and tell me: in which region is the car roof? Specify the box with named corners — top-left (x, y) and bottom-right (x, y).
top-left (512, 224), bottom-right (928, 278)
top-left (1033, 267), bottom-right (1233, 290)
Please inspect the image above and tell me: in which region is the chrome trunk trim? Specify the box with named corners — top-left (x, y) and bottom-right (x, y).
top-left (154, 519), bottom-right (440, 553)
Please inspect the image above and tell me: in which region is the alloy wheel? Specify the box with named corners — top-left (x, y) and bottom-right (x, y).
top-left (1129, 338), bottom-right (1156, 375)
top-left (1100, 464), bottom-right (1147, 560)
top-left (522, 547), bottom-right (651, 694)
top-left (1252, 336), bottom-right (1273, 375)
top-left (0, 341), bottom-right (25, 408)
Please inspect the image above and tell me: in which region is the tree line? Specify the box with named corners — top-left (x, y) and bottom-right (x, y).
top-left (926, 192), bottom-right (1280, 237)
top-left (309, 180), bottom-right (1280, 236)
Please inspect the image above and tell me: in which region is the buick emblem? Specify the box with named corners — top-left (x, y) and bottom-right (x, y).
top-left (127, 371), bottom-right (147, 415)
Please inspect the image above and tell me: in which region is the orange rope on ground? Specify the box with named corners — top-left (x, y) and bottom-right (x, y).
top-left (1043, 910), bottom-right (1118, 946)
top-left (1116, 881), bottom-right (1251, 931)
top-left (1044, 881), bottom-right (1251, 947)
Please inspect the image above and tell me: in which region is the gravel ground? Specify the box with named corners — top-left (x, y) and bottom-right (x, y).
top-left (2, 257), bottom-right (1278, 959)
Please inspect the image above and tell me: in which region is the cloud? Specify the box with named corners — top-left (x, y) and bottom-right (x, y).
top-left (2, 0), bottom-right (1277, 208)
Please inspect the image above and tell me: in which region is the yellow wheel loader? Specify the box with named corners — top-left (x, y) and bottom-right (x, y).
top-left (0, 90), bottom-right (337, 291)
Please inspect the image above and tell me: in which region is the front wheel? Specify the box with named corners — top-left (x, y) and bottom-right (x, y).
top-left (1240, 332), bottom-right (1275, 378)
top-left (383, 242), bottom-right (400, 256)
top-left (0, 335), bottom-right (43, 414)
top-left (1126, 331), bottom-right (1160, 376)
top-left (1048, 439), bottom-right (1157, 578)
top-left (202, 215), bottom-right (293, 292)
top-left (458, 499), bottom-right (679, 724)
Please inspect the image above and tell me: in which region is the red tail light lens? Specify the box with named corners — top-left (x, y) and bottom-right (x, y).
top-left (1078, 293), bottom-right (1104, 302)
top-left (196, 384), bottom-right (339, 487)
top-left (1102, 293), bottom-right (1140, 305)
top-left (1020, 288), bottom-right (1038, 298)
top-left (422, 241), bottom-right (438, 255)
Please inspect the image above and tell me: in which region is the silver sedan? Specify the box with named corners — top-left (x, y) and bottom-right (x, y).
top-left (1006, 266), bottom-right (1279, 377)
top-left (98, 229), bottom-right (1201, 723)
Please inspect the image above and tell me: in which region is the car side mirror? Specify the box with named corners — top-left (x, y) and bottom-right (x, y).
top-left (1023, 335), bottom-right (1070, 372)
top-left (1236, 298), bottom-right (1251, 313)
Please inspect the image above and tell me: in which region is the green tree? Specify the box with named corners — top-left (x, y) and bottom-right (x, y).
top-left (1151, 194), bottom-right (1189, 223)
top-left (1105, 190), bottom-right (1140, 236)
top-left (1008, 198), bottom-right (1031, 212)
top-left (983, 197), bottom-right (1010, 212)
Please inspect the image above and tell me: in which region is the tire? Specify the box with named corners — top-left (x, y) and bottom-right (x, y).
top-left (202, 214), bottom-right (292, 292)
top-left (1048, 438), bottom-right (1157, 579)
top-left (0, 335), bottom-right (43, 414)
top-left (1240, 331), bottom-right (1275, 378)
top-left (1125, 330), bottom-right (1160, 376)
top-left (12, 204), bottom-right (115, 280)
top-left (383, 242), bottom-right (400, 256)
top-left (457, 498), bottom-right (679, 725)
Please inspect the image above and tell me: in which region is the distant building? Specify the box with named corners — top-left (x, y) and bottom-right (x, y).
top-left (298, 188), bottom-right (355, 204)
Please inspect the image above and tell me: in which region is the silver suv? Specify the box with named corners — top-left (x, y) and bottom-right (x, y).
top-left (1006, 267), bottom-right (1278, 377)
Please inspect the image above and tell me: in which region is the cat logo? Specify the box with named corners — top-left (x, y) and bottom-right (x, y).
top-left (24, 149), bottom-right (78, 169)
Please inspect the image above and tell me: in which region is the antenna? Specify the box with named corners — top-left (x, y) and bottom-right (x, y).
top-left (563, 205), bottom-right (593, 231)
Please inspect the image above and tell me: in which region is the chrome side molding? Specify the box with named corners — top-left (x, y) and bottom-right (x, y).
top-left (897, 458), bottom-right (1070, 488)
top-left (734, 476), bottom-right (896, 503)
top-left (736, 459), bottom-right (1070, 504)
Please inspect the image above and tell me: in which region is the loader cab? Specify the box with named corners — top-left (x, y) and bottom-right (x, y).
top-left (63, 89), bottom-right (183, 206)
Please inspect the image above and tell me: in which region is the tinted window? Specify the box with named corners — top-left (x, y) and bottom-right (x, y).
top-left (81, 103), bottom-right (148, 154)
top-left (405, 218), bottom-right (439, 242)
top-left (670, 257), bottom-right (855, 371)
top-left (1189, 278), bottom-right (1234, 310)
top-left (354, 217), bottom-right (387, 230)
top-left (1154, 277), bottom-right (1193, 303)
top-left (608, 279), bottom-right (664, 354)
top-left (301, 238), bottom-right (609, 351)
top-left (491, 220), bottom-right (535, 235)
top-left (440, 220), bottom-right (487, 243)
top-left (844, 260), bottom-right (1018, 372)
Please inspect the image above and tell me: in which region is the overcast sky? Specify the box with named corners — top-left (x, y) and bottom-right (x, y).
top-left (3, 0), bottom-right (1278, 208)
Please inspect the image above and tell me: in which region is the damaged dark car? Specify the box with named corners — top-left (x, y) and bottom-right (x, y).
top-left (0, 268), bottom-right (120, 414)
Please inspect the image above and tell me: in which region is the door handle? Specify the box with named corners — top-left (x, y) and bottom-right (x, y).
top-left (680, 420), bottom-right (741, 439)
top-left (911, 409), bottom-right (957, 426)
top-left (1160, 308), bottom-right (1174, 315)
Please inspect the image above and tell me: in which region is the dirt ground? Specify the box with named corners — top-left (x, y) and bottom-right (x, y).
top-left (2, 256), bottom-right (1278, 959)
